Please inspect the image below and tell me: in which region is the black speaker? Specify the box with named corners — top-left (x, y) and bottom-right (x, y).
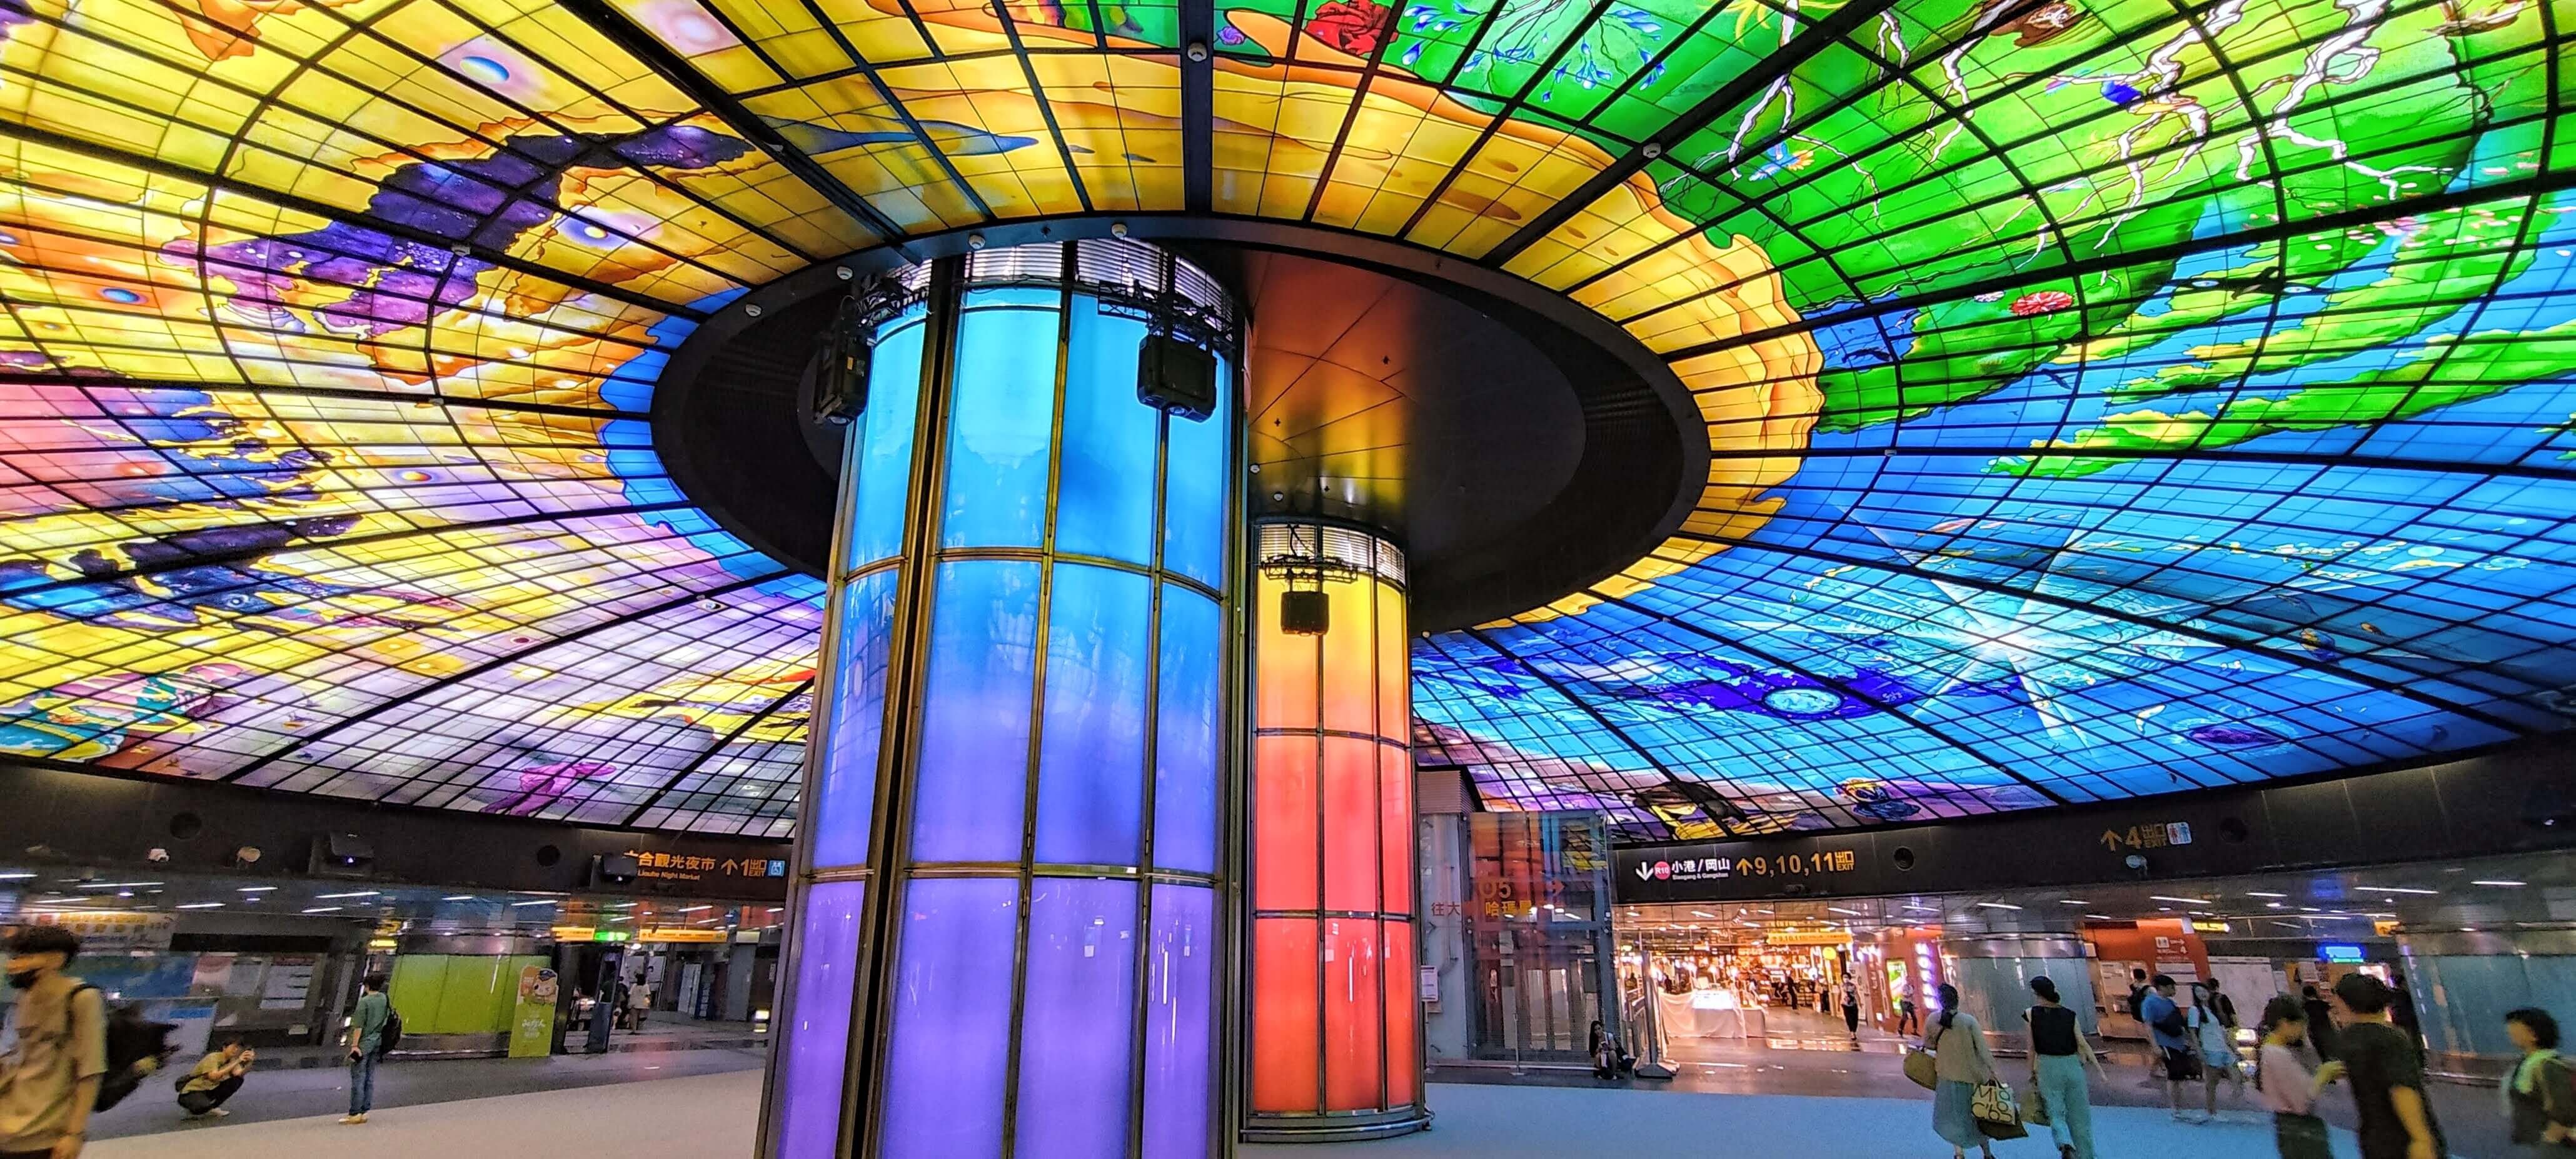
top-left (1280, 589), bottom-right (1329, 635)
top-left (808, 295), bottom-right (871, 426)
top-left (309, 832), bottom-right (374, 877)
top-left (1137, 333), bottom-right (1217, 422)
top-left (591, 852), bottom-right (641, 886)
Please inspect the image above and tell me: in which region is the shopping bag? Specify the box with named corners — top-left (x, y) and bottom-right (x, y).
top-left (2022, 1083), bottom-right (2053, 1126)
top-left (1973, 1081), bottom-right (2028, 1140)
top-left (1903, 1048), bottom-right (1938, 1090)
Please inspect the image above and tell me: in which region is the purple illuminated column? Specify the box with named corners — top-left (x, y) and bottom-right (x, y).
top-left (760, 239), bottom-right (1241, 1159)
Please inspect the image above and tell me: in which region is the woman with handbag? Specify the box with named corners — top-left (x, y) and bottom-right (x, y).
top-left (1926, 983), bottom-right (2003, 1159)
top-left (2256, 995), bottom-right (2345, 1159)
top-left (2026, 976), bottom-right (2106, 1159)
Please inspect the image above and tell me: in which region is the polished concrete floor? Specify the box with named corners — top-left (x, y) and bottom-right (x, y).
top-left (91, 1070), bottom-right (2388, 1159)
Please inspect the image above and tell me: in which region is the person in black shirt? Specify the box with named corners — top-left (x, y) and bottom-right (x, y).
top-left (2334, 973), bottom-right (2445, 1159)
top-left (2302, 985), bottom-right (2339, 1063)
top-left (2388, 973), bottom-right (2425, 1055)
top-left (2025, 976), bottom-right (2105, 1159)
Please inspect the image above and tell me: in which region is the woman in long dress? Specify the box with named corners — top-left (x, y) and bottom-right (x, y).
top-left (1926, 983), bottom-right (2000, 1159)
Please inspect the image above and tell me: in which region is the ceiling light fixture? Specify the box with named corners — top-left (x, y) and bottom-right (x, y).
top-left (2470, 880), bottom-right (2527, 888)
top-left (2245, 891), bottom-right (2288, 898)
top-left (238, 886), bottom-right (277, 893)
top-left (314, 891), bottom-right (380, 899)
top-left (2149, 896), bottom-right (2212, 905)
top-left (2353, 886), bottom-right (2438, 895)
top-left (1975, 902), bottom-right (2023, 911)
top-left (176, 902), bottom-right (224, 910)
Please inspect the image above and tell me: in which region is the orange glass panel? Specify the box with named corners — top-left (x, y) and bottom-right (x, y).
top-left (1318, 576), bottom-right (1375, 735)
top-left (1373, 580), bottom-right (1407, 735)
top-left (1382, 920), bottom-right (1419, 1106)
top-left (1255, 572), bottom-right (1320, 730)
top-left (1321, 736), bottom-right (1379, 915)
top-left (1378, 743), bottom-right (1414, 915)
top-left (1321, 916), bottom-right (1382, 1113)
top-left (1250, 918), bottom-right (1320, 1113)
top-left (1253, 735), bottom-right (1318, 910)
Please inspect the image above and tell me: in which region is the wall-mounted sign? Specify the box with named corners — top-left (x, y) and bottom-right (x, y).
top-left (2319, 944), bottom-right (2367, 963)
top-left (636, 928), bottom-right (728, 943)
top-left (617, 848), bottom-right (790, 885)
top-left (1766, 931), bottom-right (1853, 946)
top-left (2191, 920), bottom-right (2230, 933)
top-left (1616, 843), bottom-right (1865, 902)
top-left (2098, 822), bottom-right (2193, 853)
top-left (19, 910), bottom-right (176, 951)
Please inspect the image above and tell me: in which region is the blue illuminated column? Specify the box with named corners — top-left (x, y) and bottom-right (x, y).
top-left (761, 241), bottom-right (1240, 1159)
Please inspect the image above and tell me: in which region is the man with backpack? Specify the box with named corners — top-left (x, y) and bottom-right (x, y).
top-left (0, 926), bottom-right (104, 1158)
top-left (341, 973), bottom-right (392, 1125)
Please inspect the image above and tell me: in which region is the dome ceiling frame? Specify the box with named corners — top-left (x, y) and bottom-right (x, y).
top-left (0, 0), bottom-right (2561, 839)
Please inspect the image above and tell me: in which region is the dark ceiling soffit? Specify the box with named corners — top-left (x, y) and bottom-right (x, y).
top-left (0, 755), bottom-right (794, 850)
top-left (218, 569), bottom-right (791, 784)
top-left (0, 121), bottom-right (703, 323)
top-left (555, 0), bottom-right (923, 263)
top-left (1478, 0), bottom-right (1915, 268)
top-left (652, 214), bottom-right (1712, 623)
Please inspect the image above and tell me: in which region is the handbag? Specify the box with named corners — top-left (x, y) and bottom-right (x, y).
top-left (1973, 1081), bottom-right (2028, 1140)
top-left (1904, 1023), bottom-right (1943, 1091)
top-left (2022, 1082), bottom-right (2053, 1126)
top-left (2273, 1111), bottom-right (2332, 1159)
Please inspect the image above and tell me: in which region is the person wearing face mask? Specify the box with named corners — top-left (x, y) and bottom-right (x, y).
top-left (0, 927), bottom-right (104, 1159)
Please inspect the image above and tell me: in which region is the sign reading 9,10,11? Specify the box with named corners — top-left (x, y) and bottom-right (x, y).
top-left (1633, 848), bottom-right (1858, 885)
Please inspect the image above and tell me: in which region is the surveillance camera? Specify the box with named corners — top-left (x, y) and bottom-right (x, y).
top-left (2124, 853), bottom-right (2148, 871)
top-left (144, 848), bottom-right (171, 864)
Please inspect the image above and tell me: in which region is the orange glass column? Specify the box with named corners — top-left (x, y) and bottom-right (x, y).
top-left (1244, 521), bottom-right (1425, 1141)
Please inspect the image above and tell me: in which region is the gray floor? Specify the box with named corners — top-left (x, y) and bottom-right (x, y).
top-left (90, 1071), bottom-right (2389, 1159)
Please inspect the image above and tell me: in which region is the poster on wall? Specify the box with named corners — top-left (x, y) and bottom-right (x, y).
top-left (509, 965), bottom-right (559, 1059)
top-left (259, 959), bottom-right (314, 1010)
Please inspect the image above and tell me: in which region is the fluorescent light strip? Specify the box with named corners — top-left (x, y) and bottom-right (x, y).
top-left (302, 906), bottom-right (343, 913)
top-left (238, 886), bottom-right (278, 893)
top-left (0, 872), bottom-right (35, 881)
top-left (1976, 902), bottom-right (2023, 911)
top-left (2353, 886), bottom-right (2438, 896)
top-left (2470, 880), bottom-right (2526, 888)
top-left (510, 899), bottom-right (557, 907)
top-left (314, 891), bottom-right (380, 899)
top-left (2244, 891), bottom-right (2288, 899)
top-left (2148, 896), bottom-right (2213, 905)
top-left (1828, 907), bottom-right (1863, 916)
top-left (176, 902), bottom-right (224, 910)
top-left (442, 895), bottom-right (478, 901)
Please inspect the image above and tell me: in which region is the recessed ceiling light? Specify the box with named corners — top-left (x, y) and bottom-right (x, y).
top-left (1828, 906), bottom-right (1863, 916)
top-left (2149, 896), bottom-right (2211, 905)
top-left (0, 872), bottom-right (34, 881)
top-left (2471, 880), bottom-right (2526, 888)
top-left (2245, 891), bottom-right (2288, 898)
top-left (1976, 902), bottom-right (2023, 911)
top-left (2353, 886), bottom-right (2437, 895)
top-left (1691, 911), bottom-right (1717, 919)
top-left (2268, 903), bottom-right (2286, 909)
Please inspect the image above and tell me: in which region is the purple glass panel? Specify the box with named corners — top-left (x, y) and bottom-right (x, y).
top-left (910, 560), bottom-right (1039, 863)
top-left (1153, 587), bottom-right (1221, 873)
top-left (1013, 878), bottom-right (1137, 1158)
top-left (1142, 884), bottom-right (1215, 1159)
top-left (812, 568), bottom-right (895, 870)
top-left (1034, 564), bottom-right (1149, 865)
top-left (880, 878), bottom-right (1020, 1159)
top-left (775, 881), bottom-right (863, 1159)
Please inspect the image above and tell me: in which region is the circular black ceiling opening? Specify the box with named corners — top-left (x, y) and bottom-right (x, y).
top-left (650, 221), bottom-right (1704, 631)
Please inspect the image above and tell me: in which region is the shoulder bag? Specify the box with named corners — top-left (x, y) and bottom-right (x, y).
top-left (1903, 1022), bottom-right (1941, 1090)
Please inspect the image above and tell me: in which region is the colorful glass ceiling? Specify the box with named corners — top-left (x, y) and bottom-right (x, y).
top-left (0, 0), bottom-right (2570, 838)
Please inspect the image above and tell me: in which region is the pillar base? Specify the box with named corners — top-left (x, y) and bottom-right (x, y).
top-left (1240, 1106), bottom-right (1433, 1144)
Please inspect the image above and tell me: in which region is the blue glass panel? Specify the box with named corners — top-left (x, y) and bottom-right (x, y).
top-left (775, 881), bottom-right (863, 1159)
top-left (880, 878), bottom-right (1019, 1159)
top-left (1056, 295), bottom-right (1158, 566)
top-left (910, 560), bottom-right (1040, 863)
top-left (1014, 878), bottom-right (1138, 1157)
top-left (812, 568), bottom-right (896, 870)
top-left (1141, 884), bottom-right (1214, 1159)
top-left (1162, 352), bottom-right (1230, 588)
top-left (853, 309), bottom-right (927, 569)
top-left (1034, 563), bottom-right (1150, 866)
top-left (942, 291), bottom-right (1061, 549)
top-left (1154, 586), bottom-right (1222, 874)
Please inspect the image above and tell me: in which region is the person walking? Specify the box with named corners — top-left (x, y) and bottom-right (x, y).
top-left (2141, 974), bottom-right (2200, 1120)
top-left (2335, 972), bottom-right (2447, 1159)
top-left (1843, 980), bottom-right (1862, 1038)
top-left (626, 974), bottom-right (652, 1032)
top-left (2388, 973), bottom-right (2425, 1056)
top-left (2501, 1008), bottom-right (2575, 1155)
top-left (2255, 995), bottom-right (2345, 1159)
top-left (175, 1038), bottom-right (254, 1119)
top-left (2025, 976), bottom-right (2106, 1159)
top-left (2191, 981), bottom-right (2248, 1118)
top-left (341, 972), bottom-right (391, 1125)
top-left (1926, 983), bottom-right (2000, 1159)
top-left (0, 927), bottom-right (104, 1159)
top-left (2302, 985), bottom-right (2340, 1063)
top-left (1899, 994), bottom-right (1921, 1036)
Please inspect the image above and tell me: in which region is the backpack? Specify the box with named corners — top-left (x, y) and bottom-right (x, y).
top-left (2126, 985), bottom-right (2148, 1021)
top-left (376, 1005), bottom-right (403, 1057)
top-left (76, 986), bottom-right (178, 1112)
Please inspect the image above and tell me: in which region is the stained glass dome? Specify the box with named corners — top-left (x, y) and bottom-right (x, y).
top-left (0, 0), bottom-right (2567, 838)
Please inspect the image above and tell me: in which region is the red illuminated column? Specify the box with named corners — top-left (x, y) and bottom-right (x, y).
top-left (1244, 520), bottom-right (1426, 1142)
